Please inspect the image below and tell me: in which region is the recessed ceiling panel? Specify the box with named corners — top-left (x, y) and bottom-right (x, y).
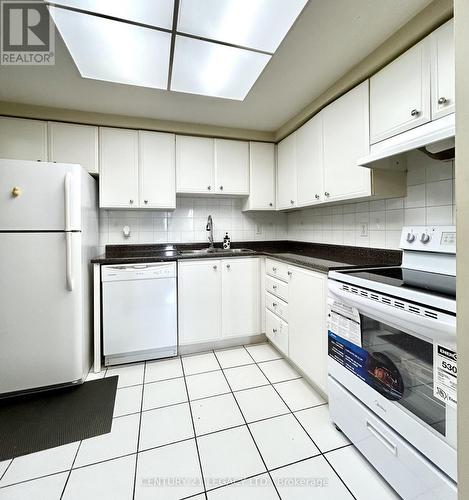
top-left (177, 0), bottom-right (308, 53)
top-left (49, 7), bottom-right (170, 90)
top-left (49, 0), bottom-right (175, 29)
top-left (171, 35), bottom-right (271, 100)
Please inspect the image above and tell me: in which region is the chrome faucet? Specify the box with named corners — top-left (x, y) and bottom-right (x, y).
top-left (206, 215), bottom-right (214, 250)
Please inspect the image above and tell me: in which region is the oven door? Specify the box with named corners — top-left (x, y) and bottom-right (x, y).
top-left (327, 278), bottom-right (457, 481)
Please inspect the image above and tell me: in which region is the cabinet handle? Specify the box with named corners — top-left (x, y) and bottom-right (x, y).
top-left (272, 267), bottom-right (277, 272)
top-left (290, 200), bottom-right (294, 205)
top-left (410, 109), bottom-right (420, 117)
top-left (129, 199), bottom-right (134, 204)
top-left (269, 202), bottom-right (273, 207)
top-left (272, 328), bottom-right (278, 334)
top-left (273, 302), bottom-right (278, 307)
top-left (144, 199), bottom-right (148, 204)
top-left (226, 264), bottom-right (230, 269)
top-left (315, 194), bottom-right (320, 200)
top-left (272, 285), bottom-right (277, 290)
top-left (438, 97), bottom-right (447, 105)
top-left (220, 185), bottom-right (224, 191)
top-left (287, 271), bottom-right (292, 276)
top-left (207, 186), bottom-right (211, 191)
top-left (213, 265), bottom-right (217, 270)
top-left (324, 192), bottom-right (330, 197)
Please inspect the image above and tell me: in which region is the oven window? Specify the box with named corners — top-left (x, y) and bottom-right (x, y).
top-left (361, 315), bottom-right (446, 437)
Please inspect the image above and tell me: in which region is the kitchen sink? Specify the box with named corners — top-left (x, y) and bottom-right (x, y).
top-left (179, 248), bottom-right (253, 255)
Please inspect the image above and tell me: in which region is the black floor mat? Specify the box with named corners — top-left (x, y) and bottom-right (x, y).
top-left (0, 376), bottom-right (118, 461)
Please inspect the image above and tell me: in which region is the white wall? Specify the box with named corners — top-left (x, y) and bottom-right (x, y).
top-left (287, 150), bottom-right (455, 249)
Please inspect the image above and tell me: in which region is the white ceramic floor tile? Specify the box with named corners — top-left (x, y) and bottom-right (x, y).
top-left (186, 371), bottom-right (230, 400)
top-left (0, 442), bottom-right (79, 486)
top-left (224, 364), bottom-right (269, 391)
top-left (142, 377), bottom-right (187, 410)
top-left (191, 393), bottom-right (244, 435)
top-left (325, 445), bottom-right (401, 500)
top-left (234, 385), bottom-right (289, 423)
top-left (274, 378), bottom-right (325, 411)
top-left (249, 414), bottom-right (319, 470)
top-left (63, 455), bottom-right (136, 500)
top-left (74, 413), bottom-right (139, 468)
top-left (258, 359), bottom-right (301, 384)
top-left (145, 357), bottom-right (183, 383)
top-left (215, 347), bottom-right (254, 369)
top-left (207, 473), bottom-right (278, 499)
top-left (0, 472), bottom-right (68, 500)
top-left (271, 455), bottom-right (353, 499)
top-left (135, 439), bottom-right (204, 500)
top-left (198, 426), bottom-right (266, 491)
top-left (295, 406), bottom-right (350, 452)
top-left (0, 461), bottom-right (11, 480)
top-left (139, 403), bottom-right (194, 450)
top-left (182, 352), bottom-right (220, 375)
top-left (245, 343), bottom-right (282, 363)
top-left (106, 363), bottom-right (144, 388)
top-left (113, 385), bottom-right (143, 417)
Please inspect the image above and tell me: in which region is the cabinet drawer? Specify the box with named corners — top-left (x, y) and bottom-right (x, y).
top-left (266, 309), bottom-right (288, 356)
top-left (329, 377), bottom-right (457, 500)
top-left (265, 275), bottom-right (288, 302)
top-left (266, 258), bottom-right (289, 282)
top-left (265, 292), bottom-right (288, 322)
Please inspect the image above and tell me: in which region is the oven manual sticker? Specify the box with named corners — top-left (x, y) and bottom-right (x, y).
top-left (434, 343), bottom-right (457, 408)
top-left (327, 297), bottom-right (362, 347)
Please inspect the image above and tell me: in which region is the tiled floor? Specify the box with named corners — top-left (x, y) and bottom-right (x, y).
top-left (0, 343), bottom-right (401, 500)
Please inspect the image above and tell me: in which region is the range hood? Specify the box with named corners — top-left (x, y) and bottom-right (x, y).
top-left (358, 113), bottom-right (455, 169)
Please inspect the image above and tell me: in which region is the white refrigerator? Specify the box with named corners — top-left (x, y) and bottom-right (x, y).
top-left (0, 159), bottom-right (98, 396)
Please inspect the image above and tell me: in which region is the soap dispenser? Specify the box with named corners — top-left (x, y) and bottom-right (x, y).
top-left (223, 232), bottom-right (231, 250)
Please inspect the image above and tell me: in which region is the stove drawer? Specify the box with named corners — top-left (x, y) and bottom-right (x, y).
top-left (266, 309), bottom-right (288, 356)
top-left (328, 377), bottom-right (457, 500)
top-left (265, 291), bottom-right (288, 322)
top-left (265, 275), bottom-right (288, 302)
top-left (266, 258), bottom-right (289, 282)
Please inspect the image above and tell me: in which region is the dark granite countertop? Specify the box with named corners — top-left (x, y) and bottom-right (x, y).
top-left (92, 241), bottom-right (401, 274)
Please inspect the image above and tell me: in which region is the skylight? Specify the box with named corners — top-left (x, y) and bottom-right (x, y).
top-left (47, 0), bottom-right (308, 100)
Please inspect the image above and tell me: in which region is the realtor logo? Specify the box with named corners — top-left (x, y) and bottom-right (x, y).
top-left (1, 0), bottom-right (55, 65)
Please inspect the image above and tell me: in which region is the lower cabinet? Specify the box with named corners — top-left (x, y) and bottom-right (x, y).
top-left (178, 258), bottom-right (261, 345)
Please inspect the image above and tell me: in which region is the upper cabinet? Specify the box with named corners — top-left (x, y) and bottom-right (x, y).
top-left (0, 117), bottom-right (47, 161)
top-left (370, 40), bottom-right (431, 144)
top-left (176, 135), bottom-right (215, 194)
top-left (242, 142), bottom-right (276, 211)
top-left (277, 133), bottom-right (297, 209)
top-left (48, 122), bottom-right (99, 174)
top-left (431, 19), bottom-right (455, 120)
top-left (215, 139), bottom-right (249, 195)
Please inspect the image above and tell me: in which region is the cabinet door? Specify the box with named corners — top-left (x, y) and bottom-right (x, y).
top-left (323, 81), bottom-right (371, 203)
top-left (243, 142), bottom-right (275, 210)
top-left (277, 133), bottom-right (297, 209)
top-left (288, 266), bottom-right (327, 393)
top-left (178, 260), bottom-right (222, 344)
top-left (99, 127), bottom-right (139, 208)
top-left (0, 117), bottom-right (47, 161)
top-left (215, 139), bottom-right (249, 195)
top-left (431, 19), bottom-right (455, 120)
top-left (296, 113), bottom-right (324, 207)
top-left (139, 131), bottom-right (176, 209)
top-left (222, 258), bottom-right (260, 338)
top-left (176, 135), bottom-right (214, 194)
top-left (48, 122), bottom-right (98, 174)
top-left (370, 39), bottom-right (431, 143)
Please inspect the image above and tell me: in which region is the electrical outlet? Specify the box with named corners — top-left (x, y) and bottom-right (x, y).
top-left (360, 223), bottom-right (369, 237)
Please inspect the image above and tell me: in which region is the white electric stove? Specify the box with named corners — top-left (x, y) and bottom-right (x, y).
top-left (327, 226), bottom-right (457, 500)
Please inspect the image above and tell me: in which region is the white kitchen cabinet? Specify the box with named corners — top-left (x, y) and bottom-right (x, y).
top-left (139, 131), bottom-right (176, 209)
top-left (215, 139), bottom-right (249, 195)
top-left (48, 121), bottom-right (99, 174)
top-left (277, 133), bottom-right (297, 209)
top-left (266, 309), bottom-right (289, 356)
top-left (370, 39), bottom-right (431, 143)
top-left (287, 265), bottom-right (328, 394)
top-left (323, 81), bottom-right (371, 203)
top-left (176, 135), bottom-right (215, 194)
top-left (296, 113), bottom-right (324, 207)
top-left (431, 19), bottom-right (455, 120)
top-left (242, 142), bottom-right (276, 211)
top-left (99, 127), bottom-right (139, 208)
top-left (178, 260), bottom-right (222, 345)
top-left (0, 116), bottom-right (47, 161)
top-left (221, 258), bottom-right (260, 338)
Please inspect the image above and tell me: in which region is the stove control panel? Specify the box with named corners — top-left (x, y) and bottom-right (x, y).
top-left (400, 226), bottom-right (456, 254)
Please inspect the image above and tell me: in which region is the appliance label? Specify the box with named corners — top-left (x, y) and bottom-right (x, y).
top-left (327, 298), bottom-right (362, 347)
top-left (434, 344), bottom-right (457, 408)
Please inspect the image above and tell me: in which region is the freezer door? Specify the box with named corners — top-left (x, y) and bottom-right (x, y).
top-left (0, 232), bottom-right (84, 394)
top-left (0, 159), bottom-right (82, 231)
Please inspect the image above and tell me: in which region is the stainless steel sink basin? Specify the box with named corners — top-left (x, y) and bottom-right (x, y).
top-left (179, 248), bottom-right (252, 255)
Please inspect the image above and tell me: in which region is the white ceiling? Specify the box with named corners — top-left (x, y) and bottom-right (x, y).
top-left (0, 0), bottom-right (432, 132)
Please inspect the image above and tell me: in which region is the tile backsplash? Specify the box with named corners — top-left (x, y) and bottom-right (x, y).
top-left (287, 150), bottom-right (456, 249)
top-left (98, 150), bottom-right (455, 253)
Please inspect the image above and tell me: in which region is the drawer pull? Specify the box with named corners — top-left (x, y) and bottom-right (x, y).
top-left (272, 303), bottom-right (278, 307)
top-left (287, 271), bottom-right (292, 276)
top-left (272, 267), bottom-right (277, 272)
top-left (272, 285), bottom-right (277, 290)
top-left (366, 421), bottom-right (397, 456)
top-left (272, 328), bottom-right (278, 334)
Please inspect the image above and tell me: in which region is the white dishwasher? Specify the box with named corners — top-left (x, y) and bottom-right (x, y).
top-left (102, 262), bottom-right (177, 366)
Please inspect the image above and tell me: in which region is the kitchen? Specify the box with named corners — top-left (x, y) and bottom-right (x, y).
top-left (0, 0), bottom-right (467, 499)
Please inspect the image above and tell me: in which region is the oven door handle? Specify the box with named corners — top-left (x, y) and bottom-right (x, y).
top-left (366, 420), bottom-right (398, 456)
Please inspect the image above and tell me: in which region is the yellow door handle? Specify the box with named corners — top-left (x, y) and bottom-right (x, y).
top-left (11, 186), bottom-right (21, 197)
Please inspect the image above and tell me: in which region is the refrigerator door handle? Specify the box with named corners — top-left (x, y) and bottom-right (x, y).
top-left (65, 232), bottom-right (74, 291)
top-left (64, 172), bottom-right (72, 231)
